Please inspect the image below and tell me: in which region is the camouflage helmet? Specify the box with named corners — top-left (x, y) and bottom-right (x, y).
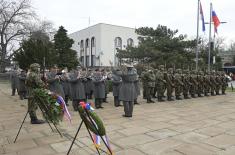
top-left (30, 63), bottom-right (40, 72)
top-left (158, 65), bottom-right (164, 71)
top-left (168, 68), bottom-right (173, 73)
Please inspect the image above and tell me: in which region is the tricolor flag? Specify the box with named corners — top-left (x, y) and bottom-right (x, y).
top-left (199, 1), bottom-right (206, 32)
top-left (212, 10), bottom-right (221, 33)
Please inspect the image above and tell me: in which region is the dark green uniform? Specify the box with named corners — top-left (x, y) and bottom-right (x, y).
top-left (182, 70), bottom-right (191, 99)
top-left (166, 68), bottom-right (174, 101)
top-left (174, 69), bottom-right (183, 100)
top-left (210, 71), bottom-right (216, 96)
top-left (143, 70), bottom-right (155, 103)
top-left (156, 65), bottom-right (166, 102)
top-left (189, 70), bottom-right (198, 98)
top-left (197, 71), bottom-right (204, 97)
top-left (221, 72), bottom-right (228, 94)
top-left (203, 71), bottom-right (211, 96)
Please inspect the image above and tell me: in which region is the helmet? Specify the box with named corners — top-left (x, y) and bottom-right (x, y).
top-left (30, 63), bottom-right (40, 72)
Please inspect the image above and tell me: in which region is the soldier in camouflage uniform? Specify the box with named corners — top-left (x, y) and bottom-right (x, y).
top-left (165, 68), bottom-right (174, 101)
top-left (215, 71), bottom-right (221, 95)
top-left (143, 69), bottom-right (155, 103)
top-left (210, 71), bottom-right (216, 96)
top-left (156, 65), bottom-right (166, 102)
top-left (174, 69), bottom-right (183, 100)
top-left (182, 70), bottom-right (191, 99)
top-left (189, 70), bottom-right (198, 98)
top-left (197, 71), bottom-right (204, 97)
top-left (203, 71), bottom-right (211, 96)
top-left (25, 63), bottom-right (45, 124)
top-left (221, 71), bottom-right (228, 95)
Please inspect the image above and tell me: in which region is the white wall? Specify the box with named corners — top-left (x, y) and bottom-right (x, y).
top-left (69, 23), bottom-right (139, 67)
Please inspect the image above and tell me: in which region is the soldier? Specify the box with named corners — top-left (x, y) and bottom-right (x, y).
top-left (68, 67), bottom-right (86, 111)
top-left (210, 71), bottom-right (217, 96)
top-left (61, 68), bottom-right (70, 106)
top-left (182, 70), bottom-right (191, 99)
top-left (101, 69), bottom-right (109, 103)
top-left (18, 70), bottom-right (27, 100)
top-left (46, 66), bottom-right (65, 99)
top-left (203, 71), bottom-right (211, 96)
top-left (92, 68), bottom-right (106, 109)
top-left (221, 71), bottom-right (228, 95)
top-left (156, 65), bottom-right (166, 102)
top-left (25, 63), bottom-right (45, 124)
top-left (143, 69), bottom-right (155, 103)
top-left (189, 70), bottom-right (198, 98)
top-left (111, 68), bottom-right (122, 107)
top-left (84, 69), bottom-right (94, 99)
top-left (10, 67), bottom-right (19, 96)
top-left (215, 71), bottom-right (222, 95)
top-left (197, 71), bottom-right (204, 97)
top-left (117, 64), bottom-right (138, 117)
top-left (174, 69), bottom-right (183, 100)
top-left (166, 68), bottom-right (174, 101)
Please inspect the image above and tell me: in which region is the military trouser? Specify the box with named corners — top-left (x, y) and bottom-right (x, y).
top-left (19, 91), bottom-right (27, 100)
top-left (12, 88), bottom-right (17, 96)
top-left (28, 98), bottom-right (38, 121)
top-left (204, 85), bottom-right (210, 96)
top-left (222, 85), bottom-right (227, 94)
top-left (95, 98), bottom-right (103, 108)
top-left (210, 85), bottom-right (216, 95)
top-left (215, 85), bottom-right (221, 95)
top-left (153, 84), bottom-right (158, 97)
top-left (123, 101), bottom-right (133, 117)
top-left (114, 96), bottom-right (120, 107)
top-left (197, 85), bottom-right (204, 96)
top-left (175, 85), bottom-right (182, 97)
top-left (146, 87), bottom-right (154, 101)
top-left (189, 84), bottom-right (197, 97)
top-left (157, 84), bottom-right (165, 98)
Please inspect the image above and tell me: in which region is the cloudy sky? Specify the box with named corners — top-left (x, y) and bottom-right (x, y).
top-left (32, 0), bottom-right (235, 45)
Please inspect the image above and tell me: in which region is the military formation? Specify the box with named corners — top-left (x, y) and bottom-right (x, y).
top-left (141, 65), bottom-right (229, 103)
top-left (9, 63), bottom-right (229, 123)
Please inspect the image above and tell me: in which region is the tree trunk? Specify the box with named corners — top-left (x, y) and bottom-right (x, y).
top-left (0, 47), bottom-right (7, 73)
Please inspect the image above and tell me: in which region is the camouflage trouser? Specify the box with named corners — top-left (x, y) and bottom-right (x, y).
top-left (189, 84), bottom-right (197, 95)
top-left (210, 85), bottom-right (216, 94)
top-left (197, 85), bottom-right (204, 95)
top-left (183, 85), bottom-right (189, 96)
top-left (215, 85), bottom-right (221, 94)
top-left (142, 85), bottom-right (147, 99)
top-left (146, 87), bottom-right (154, 100)
top-left (204, 84), bottom-right (210, 94)
top-left (157, 84), bottom-right (165, 97)
top-left (222, 85), bottom-right (227, 94)
top-left (28, 98), bottom-right (38, 119)
top-left (166, 85), bottom-right (174, 97)
top-left (175, 85), bottom-right (182, 96)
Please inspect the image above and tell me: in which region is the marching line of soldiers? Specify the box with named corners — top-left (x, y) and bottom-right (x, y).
top-left (141, 65), bottom-right (229, 103)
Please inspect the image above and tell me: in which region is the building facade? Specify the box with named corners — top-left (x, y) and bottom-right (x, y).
top-left (69, 23), bottom-right (138, 67)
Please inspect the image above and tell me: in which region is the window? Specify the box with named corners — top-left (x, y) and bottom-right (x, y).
top-left (91, 37), bottom-right (95, 47)
top-left (114, 37), bottom-right (122, 49)
top-left (85, 38), bottom-right (89, 48)
top-left (127, 38), bottom-right (134, 47)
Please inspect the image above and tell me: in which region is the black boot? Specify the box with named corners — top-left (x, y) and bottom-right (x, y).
top-left (30, 114), bottom-right (45, 124)
top-left (184, 95), bottom-right (190, 99)
top-left (176, 96), bottom-right (182, 100)
top-left (158, 97), bottom-right (164, 102)
top-left (167, 96), bottom-right (174, 101)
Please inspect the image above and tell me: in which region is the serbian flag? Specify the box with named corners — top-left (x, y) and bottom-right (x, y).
top-left (199, 1), bottom-right (206, 32)
top-left (212, 10), bottom-right (221, 33)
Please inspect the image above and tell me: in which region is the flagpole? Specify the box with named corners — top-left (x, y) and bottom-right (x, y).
top-left (196, 0), bottom-right (200, 71)
top-left (208, 2), bottom-right (212, 71)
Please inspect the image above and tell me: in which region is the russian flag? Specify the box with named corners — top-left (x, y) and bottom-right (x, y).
top-left (199, 1), bottom-right (206, 32)
top-left (212, 10), bottom-right (221, 33)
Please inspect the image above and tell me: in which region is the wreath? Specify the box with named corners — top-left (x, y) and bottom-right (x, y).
top-left (32, 88), bottom-right (64, 124)
top-left (78, 103), bottom-right (106, 136)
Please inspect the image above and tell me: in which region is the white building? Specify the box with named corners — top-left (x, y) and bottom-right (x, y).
top-left (69, 23), bottom-right (139, 67)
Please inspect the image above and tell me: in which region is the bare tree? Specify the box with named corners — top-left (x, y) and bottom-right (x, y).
top-left (0, 0), bottom-right (36, 72)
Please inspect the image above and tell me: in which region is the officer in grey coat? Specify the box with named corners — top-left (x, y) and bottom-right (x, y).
top-left (61, 68), bottom-right (70, 105)
top-left (84, 69), bottom-right (94, 99)
top-left (112, 68), bottom-right (122, 107)
top-left (92, 68), bottom-right (105, 109)
top-left (18, 70), bottom-right (27, 100)
top-left (68, 68), bottom-right (86, 111)
top-left (117, 64), bottom-right (138, 117)
top-left (10, 68), bottom-right (19, 96)
top-left (46, 66), bottom-right (65, 99)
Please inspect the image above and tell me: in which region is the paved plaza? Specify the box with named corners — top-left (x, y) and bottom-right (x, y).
top-left (1, 82), bottom-right (235, 155)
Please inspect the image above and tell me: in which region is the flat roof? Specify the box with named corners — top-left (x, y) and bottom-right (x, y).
top-left (69, 23), bottom-right (136, 35)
